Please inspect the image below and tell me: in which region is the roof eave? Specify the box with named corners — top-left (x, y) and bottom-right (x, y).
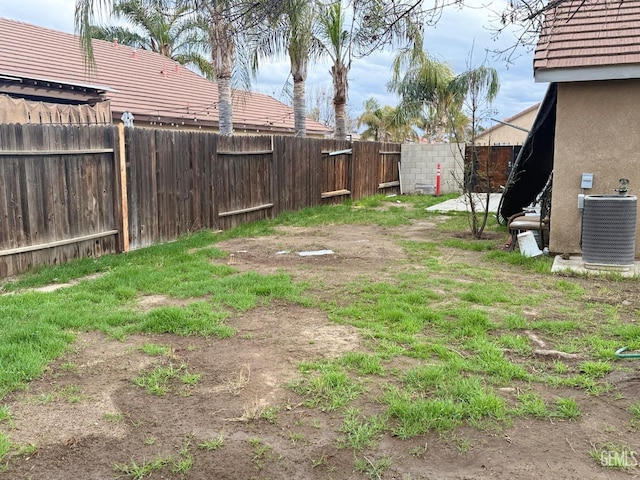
top-left (535, 64), bottom-right (640, 83)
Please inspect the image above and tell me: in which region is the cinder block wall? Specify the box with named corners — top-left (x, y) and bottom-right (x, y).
top-left (400, 143), bottom-right (464, 194)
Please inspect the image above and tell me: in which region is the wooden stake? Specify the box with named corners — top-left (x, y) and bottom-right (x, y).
top-left (117, 123), bottom-right (130, 252)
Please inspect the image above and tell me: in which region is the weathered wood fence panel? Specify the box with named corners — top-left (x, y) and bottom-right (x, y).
top-left (1, 125), bottom-right (401, 275)
top-left (125, 128), bottom-right (218, 249)
top-left (319, 140), bottom-right (352, 204)
top-left (377, 145), bottom-right (402, 193)
top-left (216, 136), bottom-right (274, 230)
top-left (0, 124), bottom-right (119, 276)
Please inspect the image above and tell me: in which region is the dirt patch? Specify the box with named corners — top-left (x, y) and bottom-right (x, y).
top-left (137, 294), bottom-right (200, 313)
top-left (1, 222), bottom-right (639, 479)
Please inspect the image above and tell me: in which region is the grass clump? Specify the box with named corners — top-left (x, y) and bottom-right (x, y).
top-left (113, 456), bottom-right (172, 479)
top-left (354, 455), bottom-right (392, 479)
top-left (0, 432), bottom-right (11, 462)
top-left (384, 372), bottom-right (507, 439)
top-left (140, 343), bottom-right (172, 357)
top-left (336, 408), bottom-right (387, 450)
top-left (590, 442), bottom-right (637, 469)
top-left (290, 362), bottom-right (362, 411)
top-left (133, 363), bottom-right (199, 396)
top-left (199, 434), bottom-right (224, 451)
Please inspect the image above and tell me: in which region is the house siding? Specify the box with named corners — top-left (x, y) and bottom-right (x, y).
top-left (550, 79), bottom-right (640, 257)
top-left (476, 108), bottom-right (538, 146)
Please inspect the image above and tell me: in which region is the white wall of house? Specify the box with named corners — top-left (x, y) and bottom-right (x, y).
top-left (400, 143), bottom-right (464, 195)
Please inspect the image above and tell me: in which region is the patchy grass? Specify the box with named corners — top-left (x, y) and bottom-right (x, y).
top-left (133, 363), bottom-right (199, 396)
top-left (1, 194), bottom-right (638, 478)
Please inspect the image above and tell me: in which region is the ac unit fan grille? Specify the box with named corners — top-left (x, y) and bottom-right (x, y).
top-left (582, 195), bottom-right (637, 266)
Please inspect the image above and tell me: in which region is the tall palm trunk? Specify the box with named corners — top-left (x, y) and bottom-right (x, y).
top-left (332, 61), bottom-right (348, 140)
top-left (210, 10), bottom-right (235, 136)
top-left (292, 75), bottom-right (307, 137)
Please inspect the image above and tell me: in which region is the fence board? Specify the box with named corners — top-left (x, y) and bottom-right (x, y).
top-left (0, 124), bottom-right (118, 276)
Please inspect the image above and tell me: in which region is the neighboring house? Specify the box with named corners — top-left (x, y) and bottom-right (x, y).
top-left (0, 73), bottom-right (112, 124)
top-left (475, 104), bottom-right (539, 146)
top-left (0, 18), bottom-right (331, 137)
top-left (534, 0), bottom-right (640, 257)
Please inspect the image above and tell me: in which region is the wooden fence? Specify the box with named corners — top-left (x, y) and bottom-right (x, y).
top-left (465, 145), bottom-right (521, 193)
top-left (0, 124), bottom-right (400, 275)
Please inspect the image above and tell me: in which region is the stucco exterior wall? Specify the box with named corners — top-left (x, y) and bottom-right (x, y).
top-left (551, 80), bottom-right (640, 257)
top-left (400, 143), bottom-right (464, 195)
top-left (476, 108), bottom-right (538, 146)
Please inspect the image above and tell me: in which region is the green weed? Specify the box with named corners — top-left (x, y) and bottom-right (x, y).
top-left (442, 238), bottom-right (496, 251)
top-left (133, 363), bottom-right (199, 396)
top-left (354, 455), bottom-right (392, 479)
top-left (515, 392), bottom-right (549, 418)
top-left (553, 397), bottom-right (580, 419)
top-left (579, 360), bottom-right (612, 378)
top-left (113, 456), bottom-right (171, 479)
top-left (290, 363), bottom-right (362, 411)
top-left (140, 343), bottom-right (172, 356)
top-left (336, 408), bottom-right (386, 450)
top-left (0, 405), bottom-right (12, 426)
top-left (339, 352), bottom-right (384, 375)
top-left (259, 406), bottom-right (280, 424)
top-left (0, 433), bottom-right (11, 462)
top-left (199, 433), bottom-right (224, 451)
top-left (103, 412), bottom-right (124, 423)
top-left (57, 384), bottom-right (85, 403)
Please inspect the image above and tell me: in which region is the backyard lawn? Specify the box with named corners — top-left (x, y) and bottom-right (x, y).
top-left (0, 194), bottom-right (639, 479)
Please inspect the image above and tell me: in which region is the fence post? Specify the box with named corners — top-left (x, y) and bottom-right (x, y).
top-left (117, 123), bottom-right (130, 252)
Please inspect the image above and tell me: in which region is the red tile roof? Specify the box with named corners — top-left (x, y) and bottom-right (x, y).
top-left (534, 0), bottom-right (640, 76)
top-left (0, 17), bottom-right (331, 135)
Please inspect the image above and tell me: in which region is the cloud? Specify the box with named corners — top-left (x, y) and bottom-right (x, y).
top-left (0, 0), bottom-right (76, 32)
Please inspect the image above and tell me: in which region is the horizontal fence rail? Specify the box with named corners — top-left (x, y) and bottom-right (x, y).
top-left (0, 124), bottom-right (401, 275)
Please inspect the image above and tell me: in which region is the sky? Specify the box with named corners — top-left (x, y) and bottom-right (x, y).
top-left (0, 0), bottom-right (550, 129)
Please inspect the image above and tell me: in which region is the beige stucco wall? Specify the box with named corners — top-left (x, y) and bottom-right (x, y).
top-left (550, 80), bottom-right (640, 257)
top-left (476, 108), bottom-right (537, 146)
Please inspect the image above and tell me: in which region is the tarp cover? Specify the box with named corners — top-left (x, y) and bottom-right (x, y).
top-left (0, 94), bottom-right (112, 125)
top-left (498, 83), bottom-right (556, 222)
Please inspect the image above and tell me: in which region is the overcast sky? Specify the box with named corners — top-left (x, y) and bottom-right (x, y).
top-left (0, 0), bottom-right (549, 128)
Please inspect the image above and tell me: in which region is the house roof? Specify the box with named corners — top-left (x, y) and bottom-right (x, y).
top-left (534, 0), bottom-right (640, 82)
top-left (477, 103), bottom-right (540, 140)
top-left (0, 71), bottom-right (112, 104)
top-left (0, 17), bottom-right (331, 135)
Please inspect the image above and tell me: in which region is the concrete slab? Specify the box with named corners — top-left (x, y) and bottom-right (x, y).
top-left (551, 255), bottom-right (640, 278)
top-left (426, 193), bottom-right (503, 213)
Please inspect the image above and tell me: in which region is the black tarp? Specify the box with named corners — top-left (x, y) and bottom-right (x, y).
top-left (498, 83), bottom-right (557, 223)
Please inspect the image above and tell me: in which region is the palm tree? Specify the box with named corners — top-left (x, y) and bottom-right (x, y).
top-left (388, 35), bottom-right (462, 142)
top-left (314, 1), bottom-right (349, 140)
top-left (314, 0), bottom-right (419, 141)
top-left (76, 0), bottom-right (268, 136)
top-left (357, 98), bottom-right (417, 143)
top-left (88, 0), bottom-right (214, 79)
top-left (447, 66), bottom-right (500, 142)
top-left (251, 0), bottom-right (318, 137)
